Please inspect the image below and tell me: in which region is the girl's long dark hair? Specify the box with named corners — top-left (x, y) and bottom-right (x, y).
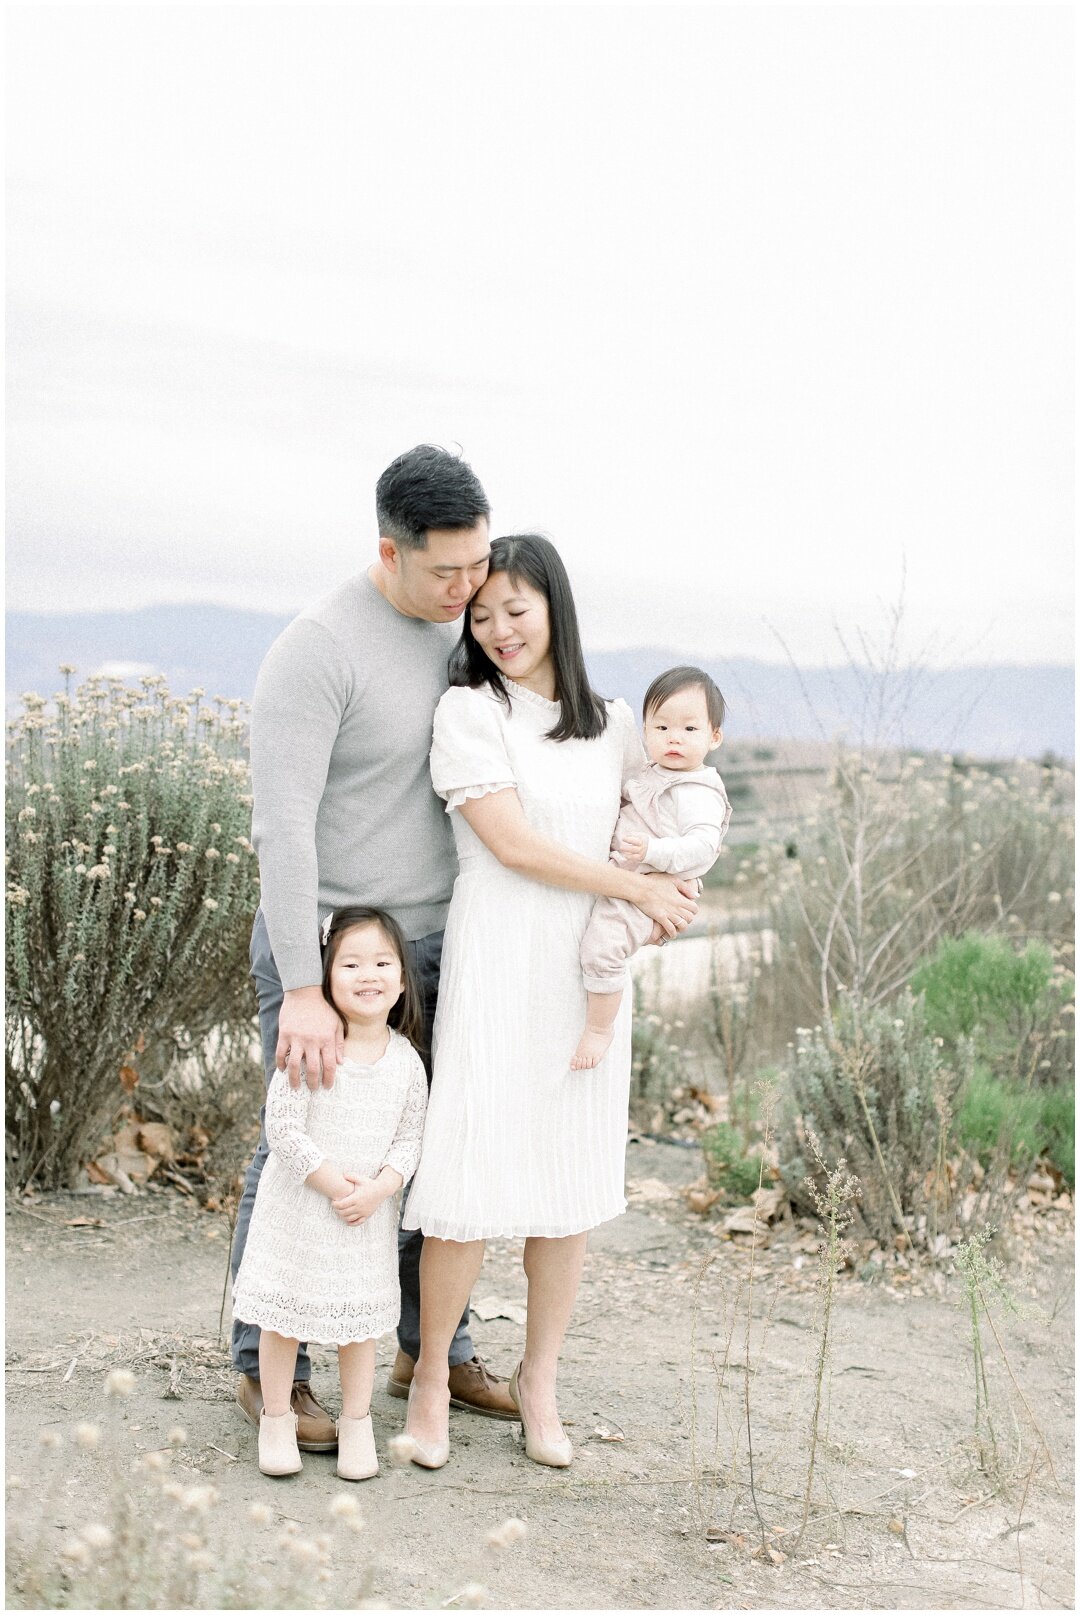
top-left (321, 906), bottom-right (424, 1052)
top-left (448, 533), bottom-right (608, 742)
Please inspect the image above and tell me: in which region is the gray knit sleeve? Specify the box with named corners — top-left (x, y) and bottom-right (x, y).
top-left (250, 617), bottom-right (349, 990)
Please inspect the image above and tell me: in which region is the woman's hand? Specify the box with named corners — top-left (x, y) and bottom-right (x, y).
top-left (630, 872), bottom-right (698, 938)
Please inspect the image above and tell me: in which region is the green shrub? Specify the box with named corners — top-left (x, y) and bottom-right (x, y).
top-left (5, 674), bottom-right (261, 1188)
top-left (777, 992), bottom-right (970, 1244)
top-left (912, 932), bottom-right (1073, 1088)
top-left (700, 1122), bottom-right (762, 1198)
top-left (957, 1068), bottom-right (1075, 1186)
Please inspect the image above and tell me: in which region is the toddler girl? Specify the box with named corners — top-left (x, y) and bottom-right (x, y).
top-left (232, 906), bottom-right (428, 1479)
top-left (571, 666), bottom-right (732, 1069)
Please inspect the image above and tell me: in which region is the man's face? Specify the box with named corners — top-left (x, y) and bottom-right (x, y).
top-left (382, 521), bottom-right (491, 622)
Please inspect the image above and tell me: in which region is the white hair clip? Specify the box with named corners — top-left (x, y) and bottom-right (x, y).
top-left (320, 911), bottom-right (334, 947)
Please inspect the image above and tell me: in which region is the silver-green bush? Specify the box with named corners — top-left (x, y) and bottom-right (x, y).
top-left (777, 991), bottom-right (971, 1246)
top-left (5, 674), bottom-right (260, 1188)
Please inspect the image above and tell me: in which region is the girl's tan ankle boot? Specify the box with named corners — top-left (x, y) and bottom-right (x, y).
top-left (336, 1413), bottom-right (378, 1480)
top-left (258, 1410), bottom-right (302, 1476)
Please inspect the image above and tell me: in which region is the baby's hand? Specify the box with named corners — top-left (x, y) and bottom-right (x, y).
top-left (331, 1174), bottom-right (386, 1225)
top-left (617, 832), bottom-right (648, 866)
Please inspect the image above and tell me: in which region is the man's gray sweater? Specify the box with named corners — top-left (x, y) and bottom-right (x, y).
top-left (249, 571), bottom-right (459, 990)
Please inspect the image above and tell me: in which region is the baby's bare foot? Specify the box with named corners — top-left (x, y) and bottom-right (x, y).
top-left (570, 1026), bottom-right (614, 1070)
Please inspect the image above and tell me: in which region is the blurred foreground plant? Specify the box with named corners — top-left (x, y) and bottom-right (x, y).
top-left (6, 673), bottom-right (260, 1188)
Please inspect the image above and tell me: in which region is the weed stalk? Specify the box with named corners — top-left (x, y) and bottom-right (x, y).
top-left (796, 1134), bottom-right (859, 1548)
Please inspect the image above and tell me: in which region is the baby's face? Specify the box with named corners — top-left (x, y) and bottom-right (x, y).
top-left (643, 686), bottom-right (722, 771)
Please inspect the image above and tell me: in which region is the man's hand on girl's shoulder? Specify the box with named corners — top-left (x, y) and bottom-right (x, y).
top-left (277, 985), bottom-right (345, 1089)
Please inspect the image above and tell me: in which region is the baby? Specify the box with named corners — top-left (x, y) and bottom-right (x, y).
top-left (571, 666), bottom-right (732, 1070)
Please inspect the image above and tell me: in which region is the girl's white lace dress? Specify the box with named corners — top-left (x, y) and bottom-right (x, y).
top-left (402, 679), bottom-right (645, 1242)
top-left (232, 1030), bottom-right (427, 1343)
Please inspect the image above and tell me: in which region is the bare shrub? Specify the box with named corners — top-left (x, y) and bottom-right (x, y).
top-left (765, 749), bottom-right (1074, 1030)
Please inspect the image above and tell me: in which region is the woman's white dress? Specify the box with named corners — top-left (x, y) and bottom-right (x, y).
top-left (402, 679), bottom-right (645, 1241)
top-left (232, 1030), bottom-right (427, 1343)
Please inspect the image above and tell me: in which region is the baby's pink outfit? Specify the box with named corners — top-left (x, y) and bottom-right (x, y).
top-left (580, 761), bottom-right (732, 993)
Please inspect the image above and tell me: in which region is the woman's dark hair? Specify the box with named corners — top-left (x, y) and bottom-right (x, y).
top-left (321, 906), bottom-right (424, 1051)
top-left (448, 533), bottom-right (608, 742)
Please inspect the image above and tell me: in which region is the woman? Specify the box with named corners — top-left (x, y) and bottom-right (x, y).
top-left (401, 535), bottom-right (696, 1469)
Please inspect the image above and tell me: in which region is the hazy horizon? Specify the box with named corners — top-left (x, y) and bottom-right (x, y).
top-left (7, 6), bottom-right (1074, 667)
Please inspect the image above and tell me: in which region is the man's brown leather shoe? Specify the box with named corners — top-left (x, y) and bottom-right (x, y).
top-left (236, 1374), bottom-right (338, 1451)
top-left (387, 1351), bottom-right (517, 1420)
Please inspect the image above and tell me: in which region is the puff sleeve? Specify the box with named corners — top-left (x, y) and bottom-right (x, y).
top-left (430, 686), bottom-right (517, 813)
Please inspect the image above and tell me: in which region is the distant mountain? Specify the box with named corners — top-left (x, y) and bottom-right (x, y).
top-left (5, 604), bottom-right (1074, 761)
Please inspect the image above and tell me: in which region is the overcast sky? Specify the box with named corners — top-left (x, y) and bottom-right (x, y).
top-left (6, 3), bottom-right (1074, 666)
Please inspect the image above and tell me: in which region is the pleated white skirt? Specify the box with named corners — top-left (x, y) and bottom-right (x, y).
top-left (402, 862), bottom-right (631, 1241)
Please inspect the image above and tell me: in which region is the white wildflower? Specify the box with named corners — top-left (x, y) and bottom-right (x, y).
top-left (387, 1432), bottom-right (418, 1465)
top-left (486, 1517), bottom-right (528, 1549)
top-left (80, 1523), bottom-right (113, 1551)
top-left (73, 1421), bottom-right (100, 1448)
top-left (104, 1368), bottom-right (136, 1398)
top-left (179, 1484), bottom-right (218, 1513)
top-left (287, 1539), bottom-right (320, 1563)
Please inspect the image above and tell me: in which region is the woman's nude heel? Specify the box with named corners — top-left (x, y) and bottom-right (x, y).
top-left (405, 1381), bottom-right (450, 1470)
top-left (509, 1362), bottom-right (572, 1468)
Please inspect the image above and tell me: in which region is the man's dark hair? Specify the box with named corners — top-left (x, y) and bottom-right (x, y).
top-left (375, 445), bottom-right (490, 551)
top-left (643, 665), bottom-right (726, 731)
top-left (449, 533), bottom-right (608, 743)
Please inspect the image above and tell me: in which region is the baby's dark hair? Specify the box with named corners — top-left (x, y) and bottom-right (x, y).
top-left (320, 906), bottom-right (424, 1051)
top-left (643, 665), bottom-right (726, 730)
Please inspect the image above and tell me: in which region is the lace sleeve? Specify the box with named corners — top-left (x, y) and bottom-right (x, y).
top-left (264, 1072), bottom-right (326, 1184)
top-left (382, 1047), bottom-right (429, 1183)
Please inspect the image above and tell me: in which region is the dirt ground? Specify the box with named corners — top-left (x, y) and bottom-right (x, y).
top-left (5, 1139), bottom-right (1075, 1612)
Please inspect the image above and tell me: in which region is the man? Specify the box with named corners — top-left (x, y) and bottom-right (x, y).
top-left (233, 444), bottom-right (515, 1447)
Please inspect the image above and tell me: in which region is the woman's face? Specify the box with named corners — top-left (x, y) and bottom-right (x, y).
top-left (469, 572), bottom-right (554, 693)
